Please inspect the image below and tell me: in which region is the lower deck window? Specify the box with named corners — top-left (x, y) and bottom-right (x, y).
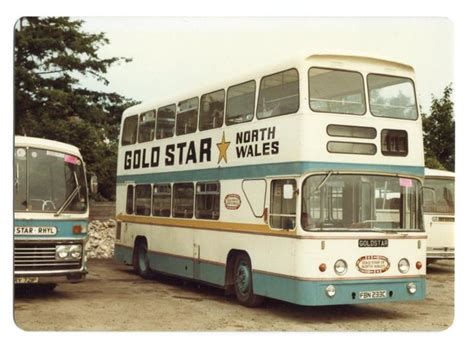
top-left (270, 179), bottom-right (297, 229)
top-left (195, 182), bottom-right (220, 220)
top-left (126, 185), bottom-right (134, 214)
top-left (153, 184), bottom-right (171, 217)
top-left (173, 183), bottom-right (194, 218)
top-left (302, 174), bottom-right (422, 231)
top-left (135, 184), bottom-right (152, 216)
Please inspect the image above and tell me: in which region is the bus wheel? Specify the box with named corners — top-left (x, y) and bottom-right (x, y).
top-left (135, 239), bottom-right (153, 279)
top-left (233, 253), bottom-right (264, 307)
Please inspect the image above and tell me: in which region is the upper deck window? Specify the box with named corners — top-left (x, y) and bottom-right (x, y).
top-left (199, 90), bottom-right (224, 131)
top-left (368, 74), bottom-right (418, 120)
top-left (256, 69), bottom-right (299, 119)
top-left (176, 97), bottom-right (198, 136)
top-left (308, 68), bottom-right (366, 115)
top-left (138, 110), bottom-right (156, 143)
top-left (156, 104), bottom-right (176, 139)
top-left (226, 80), bottom-right (256, 125)
top-left (122, 115), bottom-right (138, 146)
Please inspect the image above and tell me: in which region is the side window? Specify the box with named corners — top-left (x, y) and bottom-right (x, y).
top-left (195, 182), bottom-right (220, 220)
top-left (153, 184), bottom-right (171, 217)
top-left (138, 110), bottom-right (156, 143)
top-left (327, 141), bottom-right (377, 155)
top-left (199, 90), bottom-right (224, 131)
top-left (156, 104), bottom-right (176, 139)
top-left (173, 183), bottom-right (194, 218)
top-left (135, 184), bottom-right (151, 216)
top-left (176, 98), bottom-right (198, 136)
top-left (381, 129), bottom-right (408, 157)
top-left (256, 69), bottom-right (299, 119)
top-left (122, 115), bottom-right (138, 146)
top-left (226, 80), bottom-right (256, 125)
top-left (126, 185), bottom-right (134, 214)
top-left (270, 179), bottom-right (297, 230)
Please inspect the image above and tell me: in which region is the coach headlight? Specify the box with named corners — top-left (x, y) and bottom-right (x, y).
top-left (69, 245), bottom-right (83, 259)
top-left (325, 285), bottom-right (336, 298)
top-left (334, 259), bottom-right (348, 275)
top-left (398, 258), bottom-right (410, 274)
top-left (407, 282), bottom-right (417, 294)
top-left (56, 245), bottom-right (70, 260)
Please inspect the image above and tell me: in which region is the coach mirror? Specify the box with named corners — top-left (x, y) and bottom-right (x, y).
top-left (283, 184), bottom-right (294, 200)
top-left (90, 174), bottom-right (98, 194)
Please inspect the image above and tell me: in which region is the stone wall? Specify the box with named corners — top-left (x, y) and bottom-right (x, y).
top-left (86, 219), bottom-right (116, 259)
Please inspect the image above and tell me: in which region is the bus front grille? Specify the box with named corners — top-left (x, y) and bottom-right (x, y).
top-left (14, 243), bottom-right (82, 272)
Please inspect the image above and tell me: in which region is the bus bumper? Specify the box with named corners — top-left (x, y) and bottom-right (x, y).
top-left (253, 273), bottom-right (426, 306)
top-left (15, 267), bottom-right (88, 285)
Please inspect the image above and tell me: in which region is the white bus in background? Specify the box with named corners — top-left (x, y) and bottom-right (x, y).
top-left (423, 168), bottom-right (455, 261)
top-left (115, 53), bottom-right (426, 307)
top-left (14, 136), bottom-right (97, 289)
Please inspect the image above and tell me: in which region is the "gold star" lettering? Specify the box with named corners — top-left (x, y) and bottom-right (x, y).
top-left (216, 132), bottom-right (231, 164)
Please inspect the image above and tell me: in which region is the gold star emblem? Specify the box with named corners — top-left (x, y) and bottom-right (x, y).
top-left (216, 132), bottom-right (231, 164)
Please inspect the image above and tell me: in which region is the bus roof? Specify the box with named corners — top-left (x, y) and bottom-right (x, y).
top-left (304, 51), bottom-right (415, 71)
top-left (15, 136), bottom-right (82, 157)
top-left (424, 168), bottom-right (455, 178)
top-left (122, 52), bottom-right (415, 118)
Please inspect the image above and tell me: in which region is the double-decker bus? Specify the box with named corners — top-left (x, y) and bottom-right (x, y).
top-left (115, 53), bottom-right (426, 306)
top-left (14, 136), bottom-right (96, 289)
top-left (423, 168), bottom-right (455, 261)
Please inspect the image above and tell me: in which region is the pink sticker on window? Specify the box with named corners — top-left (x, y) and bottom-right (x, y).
top-left (400, 178), bottom-right (413, 187)
top-left (64, 155), bottom-right (80, 165)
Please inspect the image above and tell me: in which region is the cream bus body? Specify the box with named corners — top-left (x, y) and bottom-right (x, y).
top-left (115, 53), bottom-right (426, 306)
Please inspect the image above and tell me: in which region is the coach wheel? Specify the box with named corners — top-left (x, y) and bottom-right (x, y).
top-left (135, 239), bottom-right (153, 279)
top-left (233, 253), bottom-right (264, 307)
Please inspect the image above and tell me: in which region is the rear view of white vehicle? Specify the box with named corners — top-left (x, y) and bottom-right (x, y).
top-left (423, 168), bottom-right (455, 261)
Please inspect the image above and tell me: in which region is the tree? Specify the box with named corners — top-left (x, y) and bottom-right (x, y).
top-left (422, 84), bottom-right (455, 172)
top-left (14, 17), bottom-right (137, 200)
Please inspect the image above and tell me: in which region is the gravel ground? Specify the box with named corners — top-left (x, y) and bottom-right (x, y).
top-left (13, 258), bottom-right (454, 331)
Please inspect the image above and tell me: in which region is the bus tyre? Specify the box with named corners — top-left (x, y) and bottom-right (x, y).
top-left (233, 253), bottom-right (264, 307)
top-left (134, 240), bottom-right (153, 279)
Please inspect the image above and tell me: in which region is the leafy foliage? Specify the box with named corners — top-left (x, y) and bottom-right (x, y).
top-left (15, 17), bottom-right (138, 200)
top-left (422, 85), bottom-right (455, 172)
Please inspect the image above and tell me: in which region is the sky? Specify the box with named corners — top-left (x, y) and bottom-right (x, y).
top-left (78, 17), bottom-right (453, 114)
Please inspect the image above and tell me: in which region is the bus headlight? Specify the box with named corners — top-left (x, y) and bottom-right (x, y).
top-left (56, 245), bottom-right (70, 259)
top-left (407, 282), bottom-right (417, 294)
top-left (398, 258), bottom-right (410, 274)
top-left (334, 259), bottom-right (348, 275)
top-left (69, 245), bottom-right (83, 259)
top-left (55, 245), bottom-right (82, 260)
top-left (325, 285), bottom-right (336, 298)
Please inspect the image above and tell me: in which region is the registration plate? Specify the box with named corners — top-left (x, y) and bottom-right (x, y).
top-left (359, 290), bottom-right (387, 300)
top-left (15, 226), bottom-right (57, 235)
top-left (358, 239), bottom-right (388, 248)
top-left (15, 277), bottom-right (39, 284)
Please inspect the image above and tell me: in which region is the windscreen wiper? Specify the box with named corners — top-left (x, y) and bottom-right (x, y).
top-left (54, 172), bottom-right (80, 216)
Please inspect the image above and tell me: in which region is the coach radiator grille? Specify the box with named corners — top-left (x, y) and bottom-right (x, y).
top-left (14, 243), bottom-right (82, 271)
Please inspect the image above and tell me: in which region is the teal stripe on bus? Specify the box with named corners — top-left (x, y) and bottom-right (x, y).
top-left (14, 219), bottom-right (89, 239)
top-left (117, 161), bottom-right (424, 184)
top-left (114, 244), bottom-right (425, 306)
